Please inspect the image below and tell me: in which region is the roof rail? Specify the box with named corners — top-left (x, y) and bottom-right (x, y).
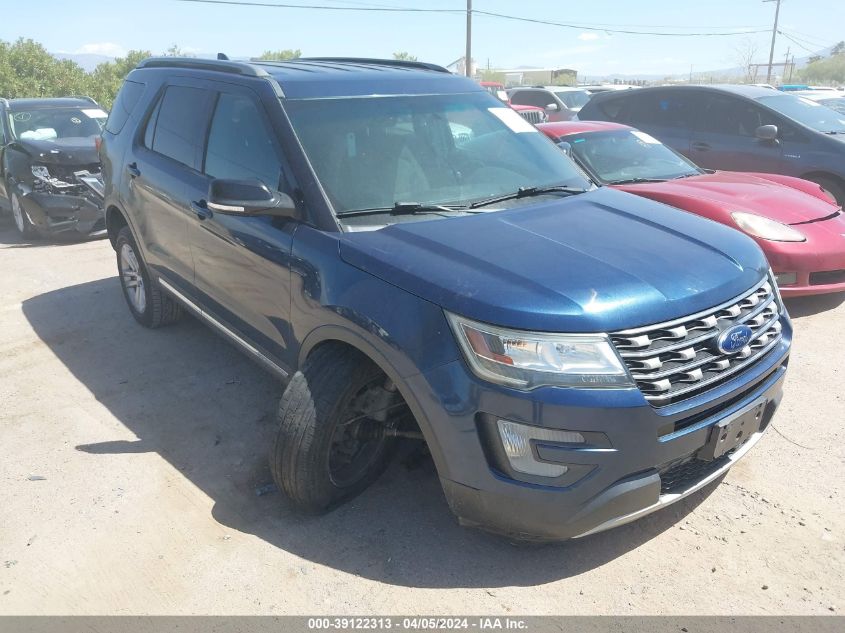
top-left (294, 57), bottom-right (450, 74)
top-left (136, 57), bottom-right (269, 77)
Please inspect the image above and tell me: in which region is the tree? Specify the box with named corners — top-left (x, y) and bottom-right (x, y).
top-left (256, 49), bottom-right (301, 61)
top-left (799, 53), bottom-right (845, 84)
top-left (163, 44), bottom-right (193, 57)
top-left (734, 38), bottom-right (759, 82)
top-left (479, 69), bottom-right (505, 84)
top-left (392, 51), bottom-right (418, 61)
top-left (86, 50), bottom-right (152, 109)
top-left (831, 41), bottom-right (845, 57)
top-left (0, 38), bottom-right (87, 99)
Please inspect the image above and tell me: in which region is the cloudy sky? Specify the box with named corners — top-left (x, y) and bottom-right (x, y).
top-left (1, 0), bottom-right (841, 77)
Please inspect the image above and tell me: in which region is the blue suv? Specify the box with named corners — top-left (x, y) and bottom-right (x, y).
top-left (100, 57), bottom-right (791, 541)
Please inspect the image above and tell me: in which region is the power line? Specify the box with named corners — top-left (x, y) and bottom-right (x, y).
top-left (175, 0), bottom-right (775, 36)
top-left (472, 10), bottom-right (771, 36)
top-left (778, 30), bottom-right (825, 55)
top-left (176, 0), bottom-right (463, 12)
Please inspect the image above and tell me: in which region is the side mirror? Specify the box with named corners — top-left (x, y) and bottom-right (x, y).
top-left (546, 103), bottom-right (560, 112)
top-left (206, 178), bottom-right (297, 219)
top-left (557, 141), bottom-right (573, 156)
top-left (755, 124), bottom-right (778, 142)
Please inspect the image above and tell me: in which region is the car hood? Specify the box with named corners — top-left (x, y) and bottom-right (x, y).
top-left (615, 172), bottom-right (838, 225)
top-left (338, 187), bottom-right (768, 333)
top-left (13, 137), bottom-right (99, 165)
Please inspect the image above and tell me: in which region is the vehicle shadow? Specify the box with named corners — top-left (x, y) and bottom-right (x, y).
top-left (783, 293), bottom-right (845, 319)
top-left (22, 278), bottom-right (717, 589)
top-left (0, 216), bottom-right (105, 247)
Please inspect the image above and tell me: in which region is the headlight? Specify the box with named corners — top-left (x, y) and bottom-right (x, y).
top-left (731, 211), bottom-right (806, 242)
top-left (446, 312), bottom-right (633, 389)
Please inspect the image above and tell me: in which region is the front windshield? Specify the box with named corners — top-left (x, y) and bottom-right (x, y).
top-left (8, 106), bottom-right (108, 141)
top-left (284, 92), bottom-right (590, 217)
top-left (757, 95), bottom-right (845, 133)
top-left (564, 129), bottom-right (701, 183)
top-left (554, 90), bottom-right (590, 110)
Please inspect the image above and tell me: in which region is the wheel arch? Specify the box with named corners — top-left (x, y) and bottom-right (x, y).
top-left (297, 326), bottom-right (451, 480)
top-left (105, 204), bottom-right (129, 249)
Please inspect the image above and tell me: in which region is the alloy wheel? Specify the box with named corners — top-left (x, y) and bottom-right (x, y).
top-left (120, 243), bottom-right (146, 314)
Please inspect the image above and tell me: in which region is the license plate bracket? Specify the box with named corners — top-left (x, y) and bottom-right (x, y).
top-left (698, 399), bottom-right (767, 462)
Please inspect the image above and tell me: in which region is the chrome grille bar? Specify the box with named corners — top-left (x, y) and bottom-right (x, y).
top-left (610, 278), bottom-right (783, 406)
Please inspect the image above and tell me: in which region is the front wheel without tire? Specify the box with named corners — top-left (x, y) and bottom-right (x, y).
top-left (115, 226), bottom-right (183, 328)
top-left (271, 346), bottom-right (401, 513)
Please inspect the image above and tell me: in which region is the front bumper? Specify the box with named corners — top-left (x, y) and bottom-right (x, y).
top-left (776, 271), bottom-right (845, 297)
top-left (410, 330), bottom-right (790, 542)
top-left (17, 188), bottom-right (105, 235)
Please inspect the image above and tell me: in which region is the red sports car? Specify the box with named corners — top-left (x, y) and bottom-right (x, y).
top-left (538, 121), bottom-right (845, 296)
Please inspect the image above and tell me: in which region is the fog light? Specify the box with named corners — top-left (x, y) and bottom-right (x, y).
top-left (774, 272), bottom-right (797, 286)
top-left (497, 419), bottom-right (584, 477)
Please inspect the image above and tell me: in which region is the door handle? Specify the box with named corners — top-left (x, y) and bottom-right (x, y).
top-left (191, 200), bottom-right (212, 220)
top-left (692, 142), bottom-right (711, 151)
top-left (126, 162), bottom-right (141, 178)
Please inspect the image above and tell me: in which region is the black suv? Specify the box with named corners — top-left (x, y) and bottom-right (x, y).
top-left (100, 57), bottom-right (788, 541)
top-left (579, 84), bottom-right (845, 205)
top-left (0, 97), bottom-right (107, 237)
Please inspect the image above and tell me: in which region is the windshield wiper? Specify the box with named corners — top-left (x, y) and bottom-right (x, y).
top-left (336, 202), bottom-right (476, 219)
top-left (468, 185), bottom-right (587, 209)
top-left (608, 177), bottom-right (668, 185)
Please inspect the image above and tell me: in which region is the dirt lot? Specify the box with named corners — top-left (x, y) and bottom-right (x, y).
top-left (0, 217), bottom-right (843, 616)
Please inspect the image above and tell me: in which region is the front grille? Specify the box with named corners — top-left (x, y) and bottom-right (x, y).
top-left (659, 455), bottom-right (730, 494)
top-left (610, 278), bottom-right (783, 407)
top-left (516, 109), bottom-right (546, 125)
top-left (810, 269), bottom-right (845, 286)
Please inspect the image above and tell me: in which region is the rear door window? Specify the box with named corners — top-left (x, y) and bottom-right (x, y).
top-left (700, 95), bottom-right (781, 136)
top-left (203, 92), bottom-right (283, 189)
top-left (146, 85), bottom-right (212, 170)
top-left (627, 91), bottom-right (697, 129)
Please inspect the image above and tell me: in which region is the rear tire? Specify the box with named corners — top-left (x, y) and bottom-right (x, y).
top-left (807, 175), bottom-right (845, 207)
top-left (10, 191), bottom-right (38, 239)
top-left (115, 226), bottom-right (183, 328)
top-left (271, 346), bottom-right (398, 513)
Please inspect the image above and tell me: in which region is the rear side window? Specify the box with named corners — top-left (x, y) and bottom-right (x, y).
top-left (627, 91), bottom-right (696, 129)
top-left (204, 93), bottom-right (282, 189)
top-left (581, 95), bottom-right (625, 121)
top-left (700, 95), bottom-right (799, 140)
top-left (511, 90), bottom-right (553, 109)
top-left (105, 80), bottom-right (145, 134)
top-left (146, 85), bottom-right (210, 169)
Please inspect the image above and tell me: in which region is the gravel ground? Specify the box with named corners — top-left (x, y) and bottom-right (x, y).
top-left (0, 218), bottom-right (842, 615)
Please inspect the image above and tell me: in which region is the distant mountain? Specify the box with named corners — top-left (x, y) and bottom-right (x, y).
top-left (53, 53), bottom-right (115, 72)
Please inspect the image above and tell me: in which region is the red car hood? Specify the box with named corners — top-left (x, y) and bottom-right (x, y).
top-left (614, 171), bottom-right (839, 225)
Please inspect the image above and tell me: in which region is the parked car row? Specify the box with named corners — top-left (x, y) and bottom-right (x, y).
top-left (539, 121), bottom-right (845, 296)
top-left (578, 84), bottom-right (845, 205)
top-left (1, 57), bottom-right (839, 542)
top-left (0, 97), bottom-right (107, 238)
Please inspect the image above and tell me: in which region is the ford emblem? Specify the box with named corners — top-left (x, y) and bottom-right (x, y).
top-left (716, 324), bottom-right (753, 354)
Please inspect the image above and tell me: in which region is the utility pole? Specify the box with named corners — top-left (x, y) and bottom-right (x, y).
top-left (465, 0), bottom-right (472, 77)
top-left (764, 0), bottom-right (782, 83)
top-left (783, 46), bottom-right (791, 83)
